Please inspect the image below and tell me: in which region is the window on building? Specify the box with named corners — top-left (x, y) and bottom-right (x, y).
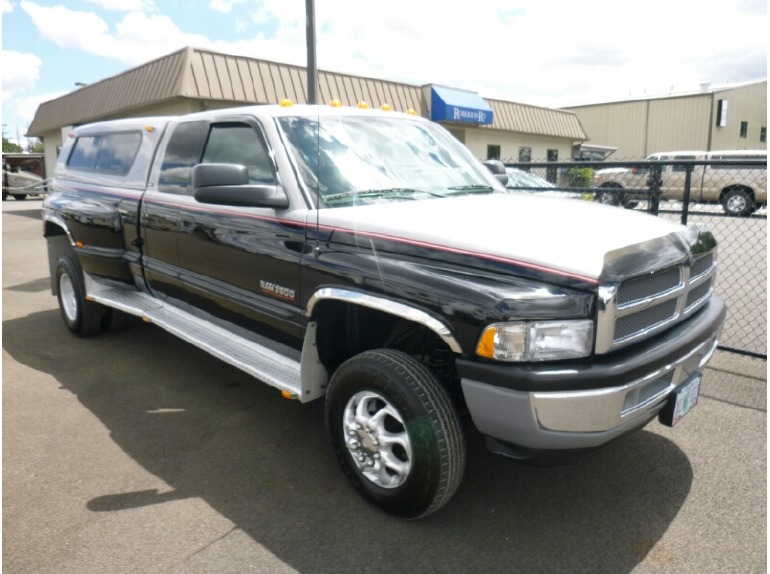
top-left (761, 127), bottom-right (767, 143)
top-left (546, 149), bottom-right (558, 183)
top-left (487, 145), bottom-right (501, 161)
top-left (446, 128), bottom-right (465, 143)
top-left (740, 121), bottom-right (748, 139)
top-left (518, 147), bottom-right (531, 172)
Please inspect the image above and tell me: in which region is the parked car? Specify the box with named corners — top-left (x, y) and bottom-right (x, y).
top-left (505, 167), bottom-right (585, 200)
top-left (2, 155), bottom-right (46, 200)
top-left (593, 150), bottom-right (767, 216)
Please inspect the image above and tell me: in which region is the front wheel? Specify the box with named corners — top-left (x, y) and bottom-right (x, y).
top-left (326, 349), bottom-right (466, 519)
top-left (56, 255), bottom-right (105, 336)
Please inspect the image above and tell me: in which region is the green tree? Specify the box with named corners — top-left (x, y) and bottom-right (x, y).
top-left (25, 138), bottom-right (44, 153)
top-left (563, 166), bottom-right (594, 188)
top-left (3, 136), bottom-right (23, 153)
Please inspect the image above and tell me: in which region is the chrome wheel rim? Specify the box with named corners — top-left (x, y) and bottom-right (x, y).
top-left (342, 391), bottom-right (413, 489)
top-left (59, 273), bottom-right (78, 322)
top-left (726, 194), bottom-right (747, 213)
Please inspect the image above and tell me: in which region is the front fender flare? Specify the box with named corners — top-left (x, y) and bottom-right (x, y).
top-left (306, 287), bottom-right (462, 354)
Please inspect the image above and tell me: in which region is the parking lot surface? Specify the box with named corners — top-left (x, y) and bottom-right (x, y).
top-left (3, 198), bottom-right (766, 573)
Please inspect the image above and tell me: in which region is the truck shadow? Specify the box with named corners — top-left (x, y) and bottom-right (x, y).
top-left (3, 310), bottom-right (693, 574)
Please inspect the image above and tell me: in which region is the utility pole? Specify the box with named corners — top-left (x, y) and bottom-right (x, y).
top-left (305, 0), bottom-right (317, 104)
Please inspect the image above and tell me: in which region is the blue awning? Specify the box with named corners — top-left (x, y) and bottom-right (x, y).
top-left (430, 86), bottom-right (493, 125)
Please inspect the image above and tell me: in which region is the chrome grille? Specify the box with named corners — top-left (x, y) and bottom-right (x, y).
top-left (596, 250), bottom-right (717, 353)
top-left (686, 279), bottom-right (713, 310)
top-left (690, 253), bottom-right (714, 279)
top-left (615, 300), bottom-right (678, 340)
top-left (617, 267), bottom-right (681, 305)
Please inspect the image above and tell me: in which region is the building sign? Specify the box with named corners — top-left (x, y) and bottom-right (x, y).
top-left (429, 85), bottom-right (494, 126)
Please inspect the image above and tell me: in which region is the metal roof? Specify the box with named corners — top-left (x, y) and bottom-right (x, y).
top-left (487, 98), bottom-right (586, 140)
top-left (27, 46), bottom-right (585, 141)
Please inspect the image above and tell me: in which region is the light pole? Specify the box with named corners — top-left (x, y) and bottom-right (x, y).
top-left (306, 0), bottom-right (317, 104)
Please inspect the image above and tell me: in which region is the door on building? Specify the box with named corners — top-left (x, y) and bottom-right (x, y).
top-left (546, 149), bottom-right (558, 183)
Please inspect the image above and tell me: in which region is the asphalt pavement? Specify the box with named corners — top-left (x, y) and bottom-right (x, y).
top-left (3, 198), bottom-right (767, 573)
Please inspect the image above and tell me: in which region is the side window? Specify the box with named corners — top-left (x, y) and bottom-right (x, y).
top-left (671, 155), bottom-right (696, 172)
top-left (95, 133), bottom-right (141, 174)
top-left (68, 136), bottom-right (101, 170)
top-left (67, 132), bottom-right (141, 175)
top-left (201, 123), bottom-right (275, 185)
top-left (158, 121), bottom-right (208, 195)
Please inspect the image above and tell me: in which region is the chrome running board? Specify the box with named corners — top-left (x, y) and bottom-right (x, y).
top-left (83, 274), bottom-right (309, 401)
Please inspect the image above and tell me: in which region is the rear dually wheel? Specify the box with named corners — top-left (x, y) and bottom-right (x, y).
top-left (56, 255), bottom-right (105, 336)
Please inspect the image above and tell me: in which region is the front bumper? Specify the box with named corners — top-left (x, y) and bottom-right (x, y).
top-left (458, 295), bottom-right (725, 450)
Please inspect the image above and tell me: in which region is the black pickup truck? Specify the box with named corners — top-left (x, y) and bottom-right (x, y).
top-left (43, 104), bottom-right (725, 519)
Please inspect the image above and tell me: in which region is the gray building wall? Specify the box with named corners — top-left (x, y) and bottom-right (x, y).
top-left (566, 81), bottom-right (767, 159)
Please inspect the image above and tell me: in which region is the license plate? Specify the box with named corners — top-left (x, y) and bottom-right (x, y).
top-left (659, 375), bottom-right (701, 427)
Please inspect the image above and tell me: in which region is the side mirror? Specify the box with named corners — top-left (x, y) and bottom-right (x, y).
top-left (483, 159), bottom-right (509, 185)
top-left (192, 163), bottom-right (289, 209)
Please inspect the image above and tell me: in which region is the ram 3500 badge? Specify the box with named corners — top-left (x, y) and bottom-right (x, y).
top-left (43, 104), bottom-right (726, 519)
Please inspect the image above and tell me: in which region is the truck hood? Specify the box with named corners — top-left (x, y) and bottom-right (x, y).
top-left (316, 193), bottom-right (687, 284)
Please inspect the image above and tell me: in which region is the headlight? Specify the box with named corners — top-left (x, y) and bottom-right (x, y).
top-left (476, 320), bottom-right (594, 362)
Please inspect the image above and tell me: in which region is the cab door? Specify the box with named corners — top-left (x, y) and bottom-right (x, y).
top-left (141, 120), bottom-right (209, 301)
top-left (659, 154), bottom-right (701, 201)
top-left (174, 118), bottom-right (306, 340)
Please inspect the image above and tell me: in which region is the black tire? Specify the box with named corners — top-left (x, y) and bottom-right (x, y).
top-left (2, 191), bottom-right (8, 201)
top-left (326, 349), bottom-right (466, 519)
top-left (597, 184), bottom-right (622, 206)
top-left (11, 194), bottom-right (26, 200)
top-left (56, 255), bottom-right (104, 336)
top-left (101, 308), bottom-right (137, 332)
top-left (622, 199), bottom-right (639, 210)
top-left (722, 188), bottom-right (753, 217)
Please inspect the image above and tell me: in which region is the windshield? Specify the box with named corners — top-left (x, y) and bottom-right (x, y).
top-left (276, 114), bottom-right (504, 207)
top-left (505, 168), bottom-right (554, 188)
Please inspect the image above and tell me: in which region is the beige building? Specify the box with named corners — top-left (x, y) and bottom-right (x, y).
top-left (565, 80), bottom-right (767, 159)
top-left (27, 46), bottom-right (586, 179)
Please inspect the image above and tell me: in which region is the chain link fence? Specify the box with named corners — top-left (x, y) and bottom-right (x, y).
top-left (504, 156), bottom-right (767, 359)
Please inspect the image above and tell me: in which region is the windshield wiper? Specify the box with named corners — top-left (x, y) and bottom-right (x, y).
top-left (443, 185), bottom-right (495, 196)
top-left (324, 188), bottom-right (437, 202)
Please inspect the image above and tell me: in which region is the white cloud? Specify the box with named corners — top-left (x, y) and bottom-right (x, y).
top-left (2, 50), bottom-right (42, 97)
top-left (86, 0), bottom-right (157, 12)
top-left (209, 0), bottom-right (247, 14)
top-left (2, 0), bottom-right (13, 13)
top-left (14, 0), bottom-right (768, 113)
top-left (20, 2), bottom-right (211, 65)
top-left (15, 90), bottom-right (67, 122)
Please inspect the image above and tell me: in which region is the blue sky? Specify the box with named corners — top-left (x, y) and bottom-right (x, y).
top-left (2, 0), bottom-right (767, 147)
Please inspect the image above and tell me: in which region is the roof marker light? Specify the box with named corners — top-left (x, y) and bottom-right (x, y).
top-left (329, 99), bottom-right (343, 107)
top-left (279, 99), bottom-right (294, 107)
top-left (145, 125), bottom-right (155, 133)
top-left (357, 101), bottom-right (370, 109)
top-left (380, 103), bottom-right (393, 111)
top-left (406, 108), bottom-right (417, 115)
